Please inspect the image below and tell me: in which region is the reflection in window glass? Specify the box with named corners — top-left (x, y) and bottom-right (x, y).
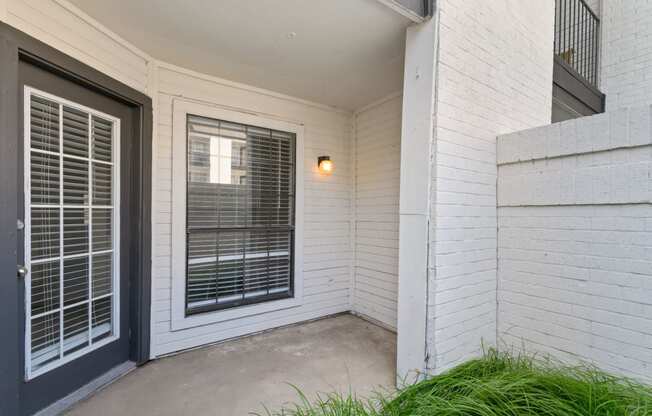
top-left (185, 115), bottom-right (295, 313)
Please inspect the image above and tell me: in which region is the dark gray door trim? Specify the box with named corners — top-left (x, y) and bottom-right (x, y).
top-left (0, 22), bottom-right (152, 415)
top-left (0, 29), bottom-right (21, 416)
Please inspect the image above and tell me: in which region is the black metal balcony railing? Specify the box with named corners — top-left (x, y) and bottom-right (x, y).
top-left (554, 0), bottom-right (600, 87)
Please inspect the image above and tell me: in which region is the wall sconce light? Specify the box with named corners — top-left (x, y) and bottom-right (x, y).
top-left (318, 156), bottom-right (334, 175)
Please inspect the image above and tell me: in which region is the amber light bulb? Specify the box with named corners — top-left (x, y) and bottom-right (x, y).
top-left (318, 156), bottom-right (334, 175)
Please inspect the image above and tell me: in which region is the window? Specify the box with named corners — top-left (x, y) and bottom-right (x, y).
top-left (184, 114), bottom-right (296, 314)
top-left (24, 88), bottom-right (119, 379)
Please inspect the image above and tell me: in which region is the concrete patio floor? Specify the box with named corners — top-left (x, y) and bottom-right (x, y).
top-left (65, 314), bottom-right (396, 415)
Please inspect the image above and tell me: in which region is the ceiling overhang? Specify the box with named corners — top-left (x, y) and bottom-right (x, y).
top-left (66, 0), bottom-right (415, 111)
top-left (377, 0), bottom-right (433, 22)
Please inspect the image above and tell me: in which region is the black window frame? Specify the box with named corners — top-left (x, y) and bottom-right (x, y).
top-left (183, 113), bottom-right (296, 316)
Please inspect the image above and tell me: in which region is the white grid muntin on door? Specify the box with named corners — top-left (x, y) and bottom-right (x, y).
top-left (24, 87), bottom-right (120, 380)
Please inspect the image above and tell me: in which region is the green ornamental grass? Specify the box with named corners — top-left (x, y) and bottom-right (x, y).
top-left (260, 349), bottom-right (652, 416)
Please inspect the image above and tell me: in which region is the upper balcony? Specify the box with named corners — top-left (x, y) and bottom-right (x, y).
top-left (388, 0), bottom-right (434, 19)
top-left (552, 0), bottom-right (606, 122)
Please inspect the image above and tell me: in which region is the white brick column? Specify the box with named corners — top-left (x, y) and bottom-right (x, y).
top-left (397, 0), bottom-right (555, 380)
top-left (425, 0), bottom-right (555, 374)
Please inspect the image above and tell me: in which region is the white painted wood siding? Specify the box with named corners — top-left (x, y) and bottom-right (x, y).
top-left (3, 0), bottom-right (150, 94)
top-left (0, 0), bottom-right (374, 358)
top-left (353, 94), bottom-right (401, 330)
top-left (151, 64), bottom-right (353, 356)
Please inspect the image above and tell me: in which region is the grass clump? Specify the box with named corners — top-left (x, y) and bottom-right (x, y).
top-left (261, 349), bottom-right (652, 416)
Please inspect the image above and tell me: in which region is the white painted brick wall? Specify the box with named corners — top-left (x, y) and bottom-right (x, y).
top-left (353, 94), bottom-right (402, 330)
top-left (601, 0), bottom-right (652, 109)
top-left (497, 106), bottom-right (652, 381)
top-left (427, 0), bottom-right (555, 373)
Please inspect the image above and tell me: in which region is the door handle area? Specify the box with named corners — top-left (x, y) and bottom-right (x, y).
top-left (17, 265), bottom-right (28, 279)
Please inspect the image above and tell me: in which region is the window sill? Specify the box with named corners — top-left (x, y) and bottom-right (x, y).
top-left (170, 294), bottom-right (303, 331)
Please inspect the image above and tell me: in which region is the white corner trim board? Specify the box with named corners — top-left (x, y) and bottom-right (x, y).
top-left (396, 16), bottom-right (437, 382)
top-left (169, 98), bottom-right (305, 331)
top-left (352, 93), bottom-right (403, 331)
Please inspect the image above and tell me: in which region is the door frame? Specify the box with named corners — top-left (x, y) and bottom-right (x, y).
top-left (0, 22), bottom-right (152, 415)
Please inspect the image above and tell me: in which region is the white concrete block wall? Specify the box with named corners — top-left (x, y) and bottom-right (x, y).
top-left (497, 106), bottom-right (652, 381)
top-left (151, 64), bottom-right (354, 356)
top-left (426, 0), bottom-right (555, 373)
top-left (601, 0), bottom-right (652, 109)
top-left (353, 94), bottom-right (402, 330)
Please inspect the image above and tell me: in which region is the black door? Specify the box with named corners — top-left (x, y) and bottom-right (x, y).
top-left (17, 59), bottom-right (134, 415)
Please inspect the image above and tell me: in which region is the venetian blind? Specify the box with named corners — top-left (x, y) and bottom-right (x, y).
top-left (185, 115), bottom-right (295, 313)
top-left (28, 92), bottom-right (116, 377)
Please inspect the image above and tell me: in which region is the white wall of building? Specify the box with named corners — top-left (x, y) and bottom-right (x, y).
top-left (601, 0), bottom-right (652, 109)
top-left (352, 93), bottom-right (402, 331)
top-left (150, 63), bottom-right (354, 356)
top-left (497, 107), bottom-right (652, 381)
top-left (425, 0), bottom-right (555, 374)
top-left (396, 16), bottom-right (437, 380)
top-left (8, 0), bottom-right (651, 383)
top-left (1, 0), bottom-right (358, 358)
top-left (2, 0), bottom-right (150, 94)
